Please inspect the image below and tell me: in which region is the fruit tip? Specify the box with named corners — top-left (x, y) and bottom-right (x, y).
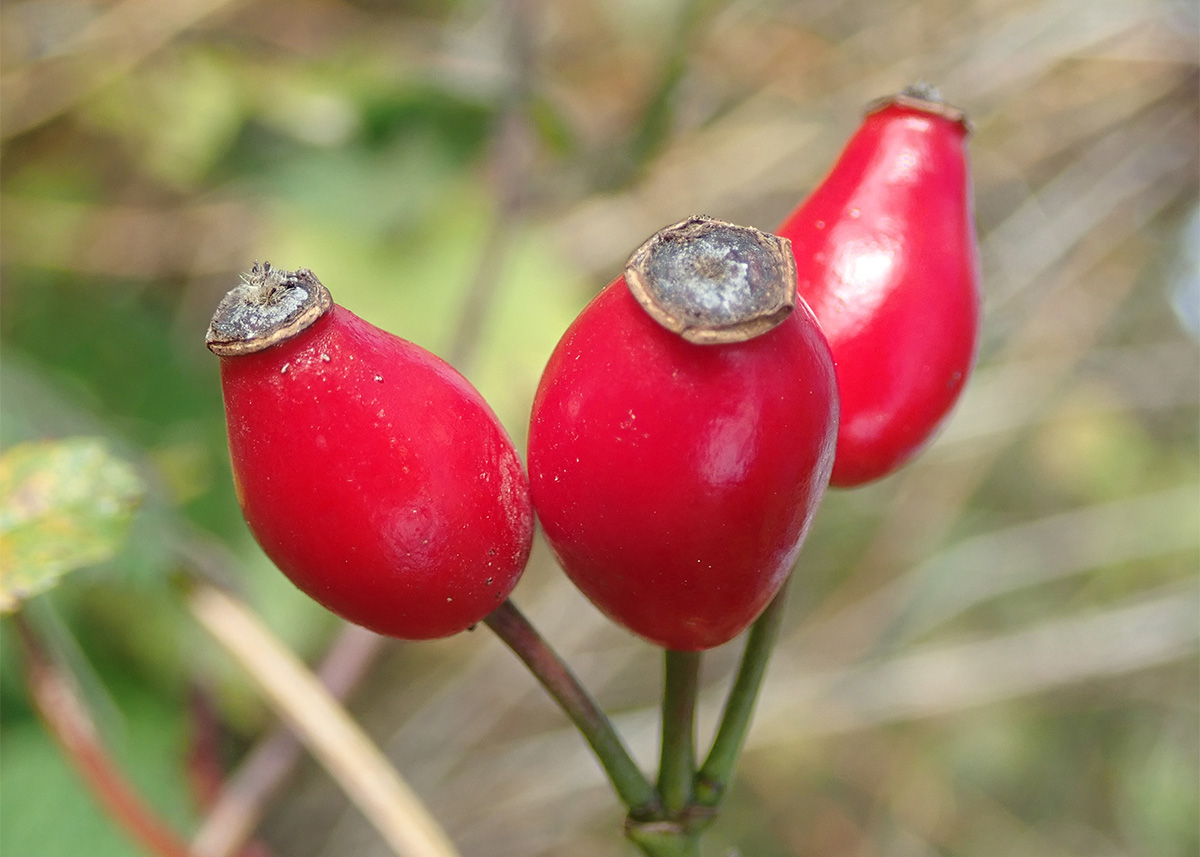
top-left (624, 215), bottom-right (797, 345)
top-left (205, 262), bottom-right (333, 357)
top-left (865, 84), bottom-right (972, 134)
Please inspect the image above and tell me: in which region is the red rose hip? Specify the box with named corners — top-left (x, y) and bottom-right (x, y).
top-left (528, 217), bottom-right (838, 651)
top-left (206, 263), bottom-right (533, 639)
top-left (777, 86), bottom-right (981, 487)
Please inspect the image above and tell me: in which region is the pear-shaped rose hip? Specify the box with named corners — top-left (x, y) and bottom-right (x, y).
top-left (778, 86), bottom-right (981, 487)
top-left (528, 217), bottom-right (838, 651)
top-left (206, 263), bottom-right (533, 640)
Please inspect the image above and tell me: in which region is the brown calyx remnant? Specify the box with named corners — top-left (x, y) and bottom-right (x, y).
top-left (866, 83), bottom-right (971, 134)
top-left (205, 262), bottom-right (333, 357)
top-left (624, 215), bottom-right (797, 345)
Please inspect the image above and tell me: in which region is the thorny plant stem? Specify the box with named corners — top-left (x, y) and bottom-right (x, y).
top-left (484, 600), bottom-right (662, 818)
top-left (15, 617), bottom-right (199, 857)
top-left (657, 650), bottom-right (702, 815)
top-left (695, 576), bottom-right (792, 806)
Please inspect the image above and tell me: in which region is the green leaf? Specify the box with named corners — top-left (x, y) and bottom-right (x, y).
top-left (0, 439), bottom-right (145, 613)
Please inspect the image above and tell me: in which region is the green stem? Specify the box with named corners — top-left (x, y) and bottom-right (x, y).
top-left (626, 819), bottom-right (704, 857)
top-left (484, 600), bottom-right (662, 818)
top-left (695, 577), bottom-right (792, 807)
top-left (657, 649), bottom-right (702, 814)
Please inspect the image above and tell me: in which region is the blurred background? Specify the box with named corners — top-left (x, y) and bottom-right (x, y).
top-left (1, 0), bottom-right (1197, 855)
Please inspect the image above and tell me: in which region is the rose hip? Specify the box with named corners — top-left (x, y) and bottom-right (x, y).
top-left (777, 86), bottom-right (981, 486)
top-left (528, 217), bottom-right (838, 650)
top-left (206, 263), bottom-right (533, 640)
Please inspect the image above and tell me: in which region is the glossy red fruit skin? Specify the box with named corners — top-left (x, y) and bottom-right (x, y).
top-left (528, 279), bottom-right (838, 651)
top-left (777, 93), bottom-right (981, 487)
top-left (217, 305), bottom-right (533, 640)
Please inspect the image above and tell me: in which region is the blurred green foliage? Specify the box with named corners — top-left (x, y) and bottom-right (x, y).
top-left (0, 678), bottom-right (195, 857)
top-left (0, 438), bottom-right (144, 612)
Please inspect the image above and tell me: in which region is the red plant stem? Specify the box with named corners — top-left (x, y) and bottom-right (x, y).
top-left (15, 617), bottom-right (198, 857)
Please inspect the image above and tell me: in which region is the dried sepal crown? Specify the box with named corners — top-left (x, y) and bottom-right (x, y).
top-left (206, 262), bottom-right (333, 357)
top-left (623, 216), bottom-right (797, 345)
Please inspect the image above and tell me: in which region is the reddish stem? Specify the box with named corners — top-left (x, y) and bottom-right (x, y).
top-left (16, 617), bottom-right (198, 857)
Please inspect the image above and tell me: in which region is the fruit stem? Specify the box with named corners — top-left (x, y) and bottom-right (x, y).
top-left (484, 600), bottom-right (663, 818)
top-left (694, 576), bottom-right (792, 806)
top-left (657, 649), bottom-right (702, 814)
top-left (626, 821), bottom-right (704, 857)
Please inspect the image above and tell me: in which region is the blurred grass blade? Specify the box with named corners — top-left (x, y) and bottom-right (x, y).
top-left (0, 438), bottom-right (144, 613)
top-left (188, 582), bottom-right (463, 857)
top-left (827, 485), bottom-right (1200, 653)
top-left (757, 585), bottom-right (1200, 742)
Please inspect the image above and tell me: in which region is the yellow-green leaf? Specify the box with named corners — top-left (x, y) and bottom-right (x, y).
top-left (0, 438), bottom-right (145, 613)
